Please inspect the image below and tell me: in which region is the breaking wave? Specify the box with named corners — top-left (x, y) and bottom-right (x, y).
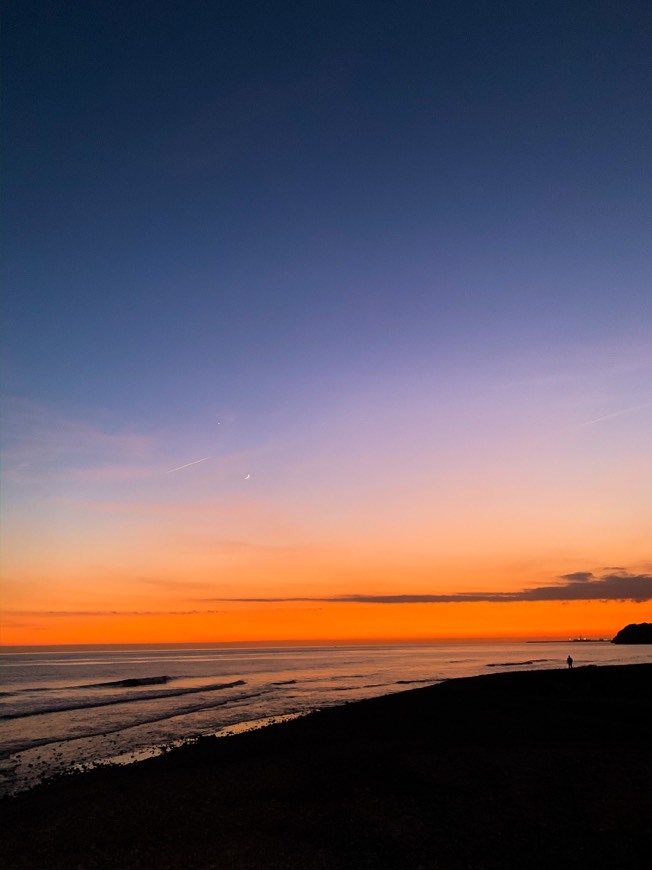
top-left (486, 659), bottom-right (550, 667)
top-left (0, 680), bottom-right (246, 721)
top-left (395, 678), bottom-right (440, 684)
top-left (81, 676), bottom-right (174, 689)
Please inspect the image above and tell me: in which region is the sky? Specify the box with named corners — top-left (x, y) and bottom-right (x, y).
top-left (2, 0), bottom-right (651, 645)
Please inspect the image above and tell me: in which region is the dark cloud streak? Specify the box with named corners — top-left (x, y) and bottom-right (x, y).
top-left (203, 572), bottom-right (652, 605)
top-left (4, 610), bottom-right (225, 617)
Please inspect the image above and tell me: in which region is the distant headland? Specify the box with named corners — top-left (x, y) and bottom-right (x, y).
top-left (612, 622), bottom-right (652, 644)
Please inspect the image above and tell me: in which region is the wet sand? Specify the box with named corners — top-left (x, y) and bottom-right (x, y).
top-left (2, 663), bottom-right (651, 869)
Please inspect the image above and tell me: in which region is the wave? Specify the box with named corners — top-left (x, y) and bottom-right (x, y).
top-left (81, 676), bottom-right (173, 689)
top-left (0, 676), bottom-right (175, 697)
top-left (0, 688), bottom-right (275, 760)
top-left (0, 687), bottom-right (56, 697)
top-left (486, 659), bottom-right (550, 667)
top-left (327, 674), bottom-right (367, 681)
top-left (0, 680), bottom-right (246, 721)
top-left (395, 678), bottom-right (440, 684)
top-left (328, 682), bottom-right (389, 692)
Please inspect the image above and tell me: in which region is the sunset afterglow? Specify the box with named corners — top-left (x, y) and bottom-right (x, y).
top-left (2, 1), bottom-right (650, 646)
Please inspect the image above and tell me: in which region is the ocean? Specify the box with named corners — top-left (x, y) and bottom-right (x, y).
top-left (1, 640), bottom-right (650, 795)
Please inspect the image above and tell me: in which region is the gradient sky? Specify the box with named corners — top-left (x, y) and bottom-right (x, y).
top-left (2, 0), bottom-right (651, 644)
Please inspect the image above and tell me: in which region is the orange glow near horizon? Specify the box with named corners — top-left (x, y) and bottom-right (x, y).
top-left (1, 600), bottom-right (647, 647)
top-left (2, 384), bottom-right (651, 647)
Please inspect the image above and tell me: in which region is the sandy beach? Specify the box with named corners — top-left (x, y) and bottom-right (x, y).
top-left (2, 662), bottom-right (651, 869)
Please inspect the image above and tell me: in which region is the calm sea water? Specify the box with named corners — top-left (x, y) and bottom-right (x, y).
top-left (1, 640), bottom-right (650, 795)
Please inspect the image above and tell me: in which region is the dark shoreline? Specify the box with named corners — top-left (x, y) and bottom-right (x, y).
top-left (2, 663), bottom-right (651, 869)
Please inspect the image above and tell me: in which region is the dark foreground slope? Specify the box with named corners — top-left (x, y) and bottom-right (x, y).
top-left (2, 664), bottom-right (651, 870)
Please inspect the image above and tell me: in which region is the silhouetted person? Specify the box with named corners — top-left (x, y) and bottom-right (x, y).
top-left (567, 655), bottom-right (573, 669)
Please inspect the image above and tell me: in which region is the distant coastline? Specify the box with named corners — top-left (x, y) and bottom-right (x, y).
top-left (526, 638), bottom-right (609, 643)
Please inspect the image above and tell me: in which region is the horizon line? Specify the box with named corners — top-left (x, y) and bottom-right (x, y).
top-left (0, 634), bottom-right (617, 650)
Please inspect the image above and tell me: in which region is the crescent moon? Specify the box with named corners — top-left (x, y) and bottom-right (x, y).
top-left (244, 474), bottom-right (250, 480)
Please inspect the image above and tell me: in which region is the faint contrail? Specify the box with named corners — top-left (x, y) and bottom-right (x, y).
top-left (165, 457), bottom-right (209, 473)
top-left (582, 401), bottom-right (652, 426)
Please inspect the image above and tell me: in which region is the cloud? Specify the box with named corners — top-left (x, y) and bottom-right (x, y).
top-left (559, 572), bottom-right (594, 582)
top-left (203, 571), bottom-right (652, 604)
top-left (2, 610), bottom-right (225, 617)
top-left (581, 401), bottom-right (652, 426)
top-left (136, 578), bottom-right (216, 591)
top-left (0, 396), bottom-right (155, 481)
